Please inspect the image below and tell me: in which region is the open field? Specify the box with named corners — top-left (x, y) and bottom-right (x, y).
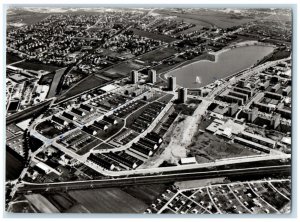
top-left (69, 188), bottom-right (148, 213)
top-left (188, 130), bottom-right (257, 163)
top-left (13, 60), bottom-right (62, 72)
top-left (25, 194), bottom-right (60, 213)
top-left (58, 75), bottom-right (109, 101)
top-left (138, 47), bottom-right (177, 63)
top-left (130, 28), bottom-right (176, 43)
top-left (106, 61), bottom-right (144, 76)
top-left (7, 10), bottom-right (50, 26)
top-left (156, 9), bottom-right (256, 28)
top-left (6, 53), bottom-right (23, 65)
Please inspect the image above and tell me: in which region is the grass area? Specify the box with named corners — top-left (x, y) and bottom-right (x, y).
top-left (106, 61), bottom-right (144, 76)
top-left (130, 28), bottom-right (176, 43)
top-left (68, 188), bottom-right (148, 213)
top-left (38, 72), bottom-right (55, 85)
top-left (93, 143), bottom-right (115, 150)
top-left (187, 130), bottom-right (257, 163)
top-left (137, 47), bottom-right (177, 63)
top-left (47, 68), bottom-right (67, 98)
top-left (58, 75), bottom-right (109, 101)
top-left (6, 53), bottom-right (23, 65)
top-left (13, 60), bottom-right (62, 72)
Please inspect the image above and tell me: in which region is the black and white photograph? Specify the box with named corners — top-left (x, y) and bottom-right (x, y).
top-left (2, 2), bottom-right (295, 216)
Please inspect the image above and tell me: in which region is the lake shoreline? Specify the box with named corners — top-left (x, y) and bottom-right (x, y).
top-left (165, 42), bottom-right (275, 89)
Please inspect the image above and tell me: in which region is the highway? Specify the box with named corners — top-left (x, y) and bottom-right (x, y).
top-left (16, 164), bottom-right (290, 193)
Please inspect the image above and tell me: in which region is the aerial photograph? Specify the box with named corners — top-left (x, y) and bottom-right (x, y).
top-left (5, 6), bottom-right (292, 214)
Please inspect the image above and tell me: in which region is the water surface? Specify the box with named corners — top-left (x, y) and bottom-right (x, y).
top-left (167, 45), bottom-right (274, 88)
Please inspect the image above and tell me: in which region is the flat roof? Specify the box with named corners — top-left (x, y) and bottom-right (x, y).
top-left (181, 157), bottom-right (197, 164)
top-left (101, 84), bottom-right (117, 92)
top-left (241, 131), bottom-right (275, 145)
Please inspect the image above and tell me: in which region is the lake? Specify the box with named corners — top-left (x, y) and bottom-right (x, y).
top-left (166, 45), bottom-right (274, 88)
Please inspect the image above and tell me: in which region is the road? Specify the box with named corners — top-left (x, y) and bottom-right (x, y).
top-left (16, 164), bottom-right (290, 193)
top-left (6, 99), bottom-right (52, 125)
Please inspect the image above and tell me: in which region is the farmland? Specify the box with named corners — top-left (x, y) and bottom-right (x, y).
top-left (130, 28), bottom-right (177, 43)
top-left (6, 53), bottom-right (23, 65)
top-left (25, 194), bottom-right (60, 213)
top-left (68, 188), bottom-right (148, 213)
top-left (138, 47), bottom-right (177, 64)
top-left (13, 60), bottom-right (62, 72)
top-left (155, 9), bottom-right (257, 28)
top-left (6, 149), bottom-right (23, 180)
top-left (7, 10), bottom-right (50, 26)
top-left (106, 61), bottom-right (144, 76)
